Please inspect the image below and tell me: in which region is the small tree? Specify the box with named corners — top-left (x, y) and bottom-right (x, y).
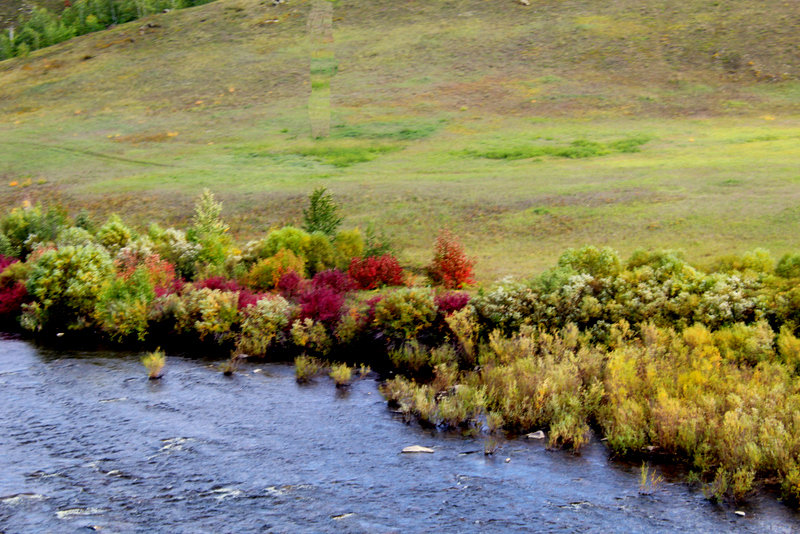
top-left (302, 187), bottom-right (342, 237)
top-left (428, 230), bottom-right (475, 289)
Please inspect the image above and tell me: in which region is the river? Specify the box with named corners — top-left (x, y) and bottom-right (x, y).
top-left (0, 333), bottom-right (797, 533)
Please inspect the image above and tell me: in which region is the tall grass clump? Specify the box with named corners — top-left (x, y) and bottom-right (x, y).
top-left (142, 348), bottom-right (166, 379)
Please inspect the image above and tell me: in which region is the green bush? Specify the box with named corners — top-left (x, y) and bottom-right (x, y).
top-left (333, 228), bottom-right (365, 269)
top-left (248, 250), bottom-right (306, 290)
top-left (776, 253), bottom-right (800, 279)
top-left (161, 287), bottom-right (240, 342)
top-left (258, 226), bottom-right (311, 260)
top-left (94, 268), bottom-right (155, 341)
top-left (236, 296), bottom-right (294, 356)
top-left (96, 214), bottom-right (134, 254)
top-left (557, 246), bottom-right (621, 278)
top-left (23, 244), bottom-right (114, 331)
top-left (304, 232), bottom-right (336, 275)
top-left (373, 288), bottom-right (437, 341)
top-left (1, 204), bottom-right (68, 259)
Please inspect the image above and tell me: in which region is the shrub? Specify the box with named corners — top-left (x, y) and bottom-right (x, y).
top-left (55, 226), bottom-right (96, 248)
top-left (311, 269), bottom-right (354, 294)
top-left (94, 268), bottom-right (155, 341)
top-left (299, 285), bottom-right (345, 326)
top-left (148, 226), bottom-right (201, 279)
top-left (96, 214), bottom-right (134, 253)
top-left (348, 255), bottom-right (404, 290)
top-left (291, 318), bottom-right (332, 355)
top-left (277, 270), bottom-right (306, 299)
top-left (23, 244), bottom-right (114, 331)
top-left (435, 291), bottom-right (470, 316)
top-left (0, 204), bottom-right (67, 259)
top-left (248, 250), bottom-right (306, 290)
top-left (427, 230), bottom-right (475, 289)
top-left (304, 232), bottom-right (337, 275)
top-left (471, 278), bottom-right (539, 333)
top-left (258, 226), bottom-right (311, 260)
top-left (236, 296), bottom-right (293, 356)
top-left (295, 354), bottom-right (325, 382)
top-left (0, 259), bottom-right (28, 320)
top-left (776, 253), bottom-right (800, 279)
top-left (373, 288), bottom-right (437, 341)
top-left (333, 229), bottom-right (365, 269)
top-left (196, 276), bottom-right (243, 293)
top-left (142, 349), bottom-right (166, 379)
top-left (163, 288), bottom-right (240, 342)
top-left (302, 187), bottom-right (342, 237)
top-left (329, 362), bottom-right (353, 387)
top-left (557, 246), bottom-right (621, 278)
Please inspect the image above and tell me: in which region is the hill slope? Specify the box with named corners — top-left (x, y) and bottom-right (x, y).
top-left (1, 0), bottom-right (799, 278)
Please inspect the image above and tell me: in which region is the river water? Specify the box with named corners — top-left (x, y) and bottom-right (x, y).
top-left (1, 333), bottom-right (798, 533)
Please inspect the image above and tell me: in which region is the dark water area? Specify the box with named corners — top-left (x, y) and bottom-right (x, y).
top-left (1, 334), bottom-right (798, 533)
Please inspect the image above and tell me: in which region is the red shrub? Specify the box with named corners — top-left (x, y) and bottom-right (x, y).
top-left (312, 269), bottom-right (354, 294)
top-left (0, 282), bottom-right (27, 318)
top-left (277, 270), bottom-right (307, 300)
top-left (435, 291), bottom-right (471, 316)
top-left (299, 285), bottom-right (345, 326)
top-left (236, 289), bottom-right (268, 310)
top-left (428, 230), bottom-right (475, 289)
top-left (348, 255), bottom-right (404, 290)
top-left (154, 277), bottom-right (185, 297)
top-left (0, 255), bottom-right (17, 272)
top-left (196, 276), bottom-right (243, 293)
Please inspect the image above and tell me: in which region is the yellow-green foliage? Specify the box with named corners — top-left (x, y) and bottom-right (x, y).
top-left (290, 318), bottom-right (332, 355)
top-left (236, 296), bottom-right (294, 356)
top-left (305, 231), bottom-right (336, 275)
top-left (96, 214), bottom-right (134, 254)
top-left (329, 362), bottom-right (353, 387)
top-left (23, 244), bottom-right (114, 331)
top-left (141, 349), bottom-right (166, 379)
top-left (248, 249), bottom-right (306, 290)
top-left (373, 288), bottom-right (437, 341)
top-left (333, 229), bottom-right (365, 269)
top-left (94, 268), bottom-right (155, 341)
top-left (295, 354), bottom-right (325, 382)
top-left (161, 288), bottom-right (240, 342)
top-left (445, 307), bottom-right (479, 367)
top-left (601, 322), bottom-right (800, 501)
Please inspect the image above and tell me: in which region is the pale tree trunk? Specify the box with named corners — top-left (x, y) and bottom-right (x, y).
top-left (307, 0), bottom-right (335, 139)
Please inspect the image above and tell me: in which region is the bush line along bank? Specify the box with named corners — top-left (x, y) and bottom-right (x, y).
top-left (2, 191), bottom-right (800, 505)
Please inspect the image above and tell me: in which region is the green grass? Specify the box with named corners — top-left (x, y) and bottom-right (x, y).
top-left (0, 0), bottom-right (799, 281)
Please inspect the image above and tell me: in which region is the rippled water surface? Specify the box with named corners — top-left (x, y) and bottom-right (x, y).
top-left (1, 334), bottom-right (798, 533)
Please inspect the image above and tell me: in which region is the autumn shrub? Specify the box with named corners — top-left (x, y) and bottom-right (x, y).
top-left (0, 260), bottom-right (31, 319)
top-left (55, 226), bottom-right (96, 248)
top-left (373, 287), bottom-right (437, 341)
top-left (277, 270), bottom-right (306, 299)
top-left (304, 232), bottom-right (337, 275)
top-left (776, 253), bottom-right (800, 279)
top-left (290, 318), bottom-right (332, 355)
top-left (333, 229), bottom-right (365, 269)
top-left (141, 348), bottom-right (166, 380)
top-left (248, 250), bottom-right (306, 290)
top-left (558, 246), bottom-right (621, 278)
top-left (708, 248), bottom-right (773, 274)
top-left (196, 276), bottom-right (243, 293)
top-left (427, 230), bottom-right (475, 289)
top-left (0, 204), bottom-right (67, 259)
top-left (435, 291), bottom-right (470, 316)
top-left (236, 295), bottom-right (294, 356)
top-left (299, 285), bottom-right (345, 326)
top-left (348, 255), bottom-right (404, 290)
top-left (311, 269), bottom-right (354, 294)
top-left (94, 268), bottom-right (155, 341)
top-left (96, 214), bottom-right (134, 254)
top-left (295, 354), bottom-right (326, 382)
top-left (147, 225), bottom-right (201, 279)
top-left (257, 226), bottom-right (311, 260)
top-left (156, 288), bottom-right (240, 343)
top-left (329, 362), bottom-right (353, 387)
top-left (22, 244), bottom-right (114, 331)
top-left (471, 278), bottom-right (540, 333)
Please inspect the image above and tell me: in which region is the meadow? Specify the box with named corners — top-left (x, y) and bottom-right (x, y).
top-left (0, 0), bottom-right (798, 281)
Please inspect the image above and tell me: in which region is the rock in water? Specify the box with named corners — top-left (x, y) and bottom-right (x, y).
top-left (526, 431), bottom-right (545, 440)
top-left (402, 445), bottom-right (435, 454)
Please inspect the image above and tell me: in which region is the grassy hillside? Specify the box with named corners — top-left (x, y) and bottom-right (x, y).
top-left (1, 0), bottom-right (799, 280)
